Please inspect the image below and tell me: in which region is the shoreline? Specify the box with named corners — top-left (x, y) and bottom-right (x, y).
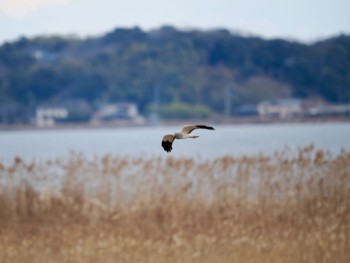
top-left (0, 116), bottom-right (349, 132)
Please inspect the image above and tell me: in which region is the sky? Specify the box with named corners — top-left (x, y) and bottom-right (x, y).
top-left (1, 0), bottom-right (350, 44)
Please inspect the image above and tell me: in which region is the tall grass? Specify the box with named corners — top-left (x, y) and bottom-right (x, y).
top-left (0, 146), bottom-right (349, 262)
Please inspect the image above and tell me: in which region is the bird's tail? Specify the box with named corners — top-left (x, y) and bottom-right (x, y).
top-left (190, 135), bottom-right (199, 139)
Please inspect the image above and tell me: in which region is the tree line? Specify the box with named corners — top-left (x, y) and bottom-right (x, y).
top-left (0, 26), bottom-right (349, 123)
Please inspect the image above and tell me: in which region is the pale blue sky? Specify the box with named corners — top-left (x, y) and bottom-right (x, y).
top-left (1, 0), bottom-right (350, 44)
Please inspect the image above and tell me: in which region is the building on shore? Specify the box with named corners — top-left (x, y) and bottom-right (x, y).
top-left (257, 99), bottom-right (302, 119)
top-left (35, 107), bottom-right (68, 127)
top-left (90, 103), bottom-right (145, 125)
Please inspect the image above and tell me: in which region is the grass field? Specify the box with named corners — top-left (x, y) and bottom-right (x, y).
top-left (0, 145), bottom-right (349, 262)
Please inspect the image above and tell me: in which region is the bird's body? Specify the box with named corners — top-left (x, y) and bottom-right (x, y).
top-left (161, 124), bottom-right (214, 152)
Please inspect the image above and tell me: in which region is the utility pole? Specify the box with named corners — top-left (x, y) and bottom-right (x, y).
top-left (224, 85), bottom-right (232, 116)
top-left (150, 85), bottom-right (160, 125)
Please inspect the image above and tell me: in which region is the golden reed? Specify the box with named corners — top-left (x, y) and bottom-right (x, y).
top-left (0, 146), bottom-right (349, 262)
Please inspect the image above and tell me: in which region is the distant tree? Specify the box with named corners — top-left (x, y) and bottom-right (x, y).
top-left (0, 27), bottom-right (349, 123)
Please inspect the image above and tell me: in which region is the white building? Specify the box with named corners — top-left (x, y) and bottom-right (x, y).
top-left (91, 103), bottom-right (144, 124)
top-left (257, 99), bottom-right (302, 119)
top-left (35, 107), bottom-right (68, 127)
top-left (307, 103), bottom-right (350, 117)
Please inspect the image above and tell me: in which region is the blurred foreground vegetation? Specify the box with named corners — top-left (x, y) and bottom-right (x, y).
top-left (0, 146), bottom-right (349, 262)
top-left (1, 26), bottom-right (350, 123)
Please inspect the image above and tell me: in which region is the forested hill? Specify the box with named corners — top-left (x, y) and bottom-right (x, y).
top-left (1, 26), bottom-right (349, 123)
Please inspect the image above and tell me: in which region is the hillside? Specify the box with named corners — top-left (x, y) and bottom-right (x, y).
top-left (0, 26), bottom-right (349, 123)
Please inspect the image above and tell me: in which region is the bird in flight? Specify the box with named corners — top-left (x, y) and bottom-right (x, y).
top-left (161, 124), bottom-right (215, 152)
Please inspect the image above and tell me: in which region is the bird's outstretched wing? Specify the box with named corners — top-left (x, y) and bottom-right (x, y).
top-left (161, 134), bottom-right (175, 152)
top-left (181, 124), bottom-right (215, 135)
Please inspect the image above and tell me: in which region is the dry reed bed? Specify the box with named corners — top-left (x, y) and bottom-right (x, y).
top-left (0, 146), bottom-right (349, 262)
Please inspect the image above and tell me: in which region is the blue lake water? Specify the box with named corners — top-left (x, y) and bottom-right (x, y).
top-left (0, 122), bottom-right (350, 162)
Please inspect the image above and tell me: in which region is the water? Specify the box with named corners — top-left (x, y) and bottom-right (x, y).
top-left (0, 122), bottom-right (349, 162)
